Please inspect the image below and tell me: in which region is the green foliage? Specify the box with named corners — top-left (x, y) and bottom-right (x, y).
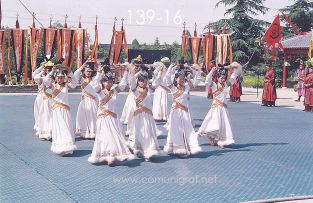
top-left (242, 74), bottom-right (264, 88)
top-left (206, 0), bottom-right (269, 66)
top-left (281, 0), bottom-right (313, 32)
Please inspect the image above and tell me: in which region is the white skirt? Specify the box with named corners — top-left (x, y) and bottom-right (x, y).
top-left (198, 105), bottom-right (234, 146)
top-left (152, 86), bottom-right (168, 120)
top-left (37, 98), bottom-right (52, 140)
top-left (51, 107), bottom-right (77, 155)
top-left (75, 97), bottom-right (97, 138)
top-left (128, 112), bottom-right (160, 159)
top-left (120, 92), bottom-right (135, 124)
top-left (34, 93), bottom-right (43, 133)
top-left (164, 109), bottom-right (201, 155)
top-left (88, 115), bottom-right (135, 163)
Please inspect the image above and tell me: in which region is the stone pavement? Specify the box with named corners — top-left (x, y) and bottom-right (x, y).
top-left (0, 91), bottom-right (313, 203)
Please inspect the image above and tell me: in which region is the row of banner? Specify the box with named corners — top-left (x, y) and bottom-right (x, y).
top-left (0, 17), bottom-right (129, 85)
top-left (181, 25), bottom-right (233, 69)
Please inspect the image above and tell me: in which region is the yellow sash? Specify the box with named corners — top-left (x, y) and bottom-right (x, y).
top-left (171, 86), bottom-right (189, 112)
top-left (97, 107), bottom-right (117, 119)
top-left (133, 88), bottom-right (152, 116)
top-left (211, 98), bottom-right (228, 109)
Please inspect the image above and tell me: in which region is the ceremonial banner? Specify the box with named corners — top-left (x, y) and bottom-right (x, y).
top-left (228, 35), bottom-right (233, 64)
top-left (181, 34), bottom-right (188, 59)
top-left (113, 31), bottom-right (124, 64)
top-left (58, 28), bottom-right (75, 68)
top-left (0, 30), bottom-right (5, 75)
top-left (42, 28), bottom-right (57, 57)
top-left (264, 15), bottom-right (283, 60)
top-left (74, 28), bottom-right (86, 68)
top-left (11, 28), bottom-right (26, 82)
top-left (7, 30), bottom-right (12, 81)
top-left (90, 22), bottom-right (98, 60)
top-left (30, 27), bottom-right (42, 76)
top-left (216, 34), bottom-right (223, 65)
top-left (24, 31), bottom-right (28, 86)
top-left (108, 26), bottom-right (116, 64)
top-left (222, 35), bottom-right (228, 64)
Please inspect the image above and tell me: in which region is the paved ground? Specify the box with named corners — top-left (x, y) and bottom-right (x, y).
top-left (0, 89), bottom-right (313, 203)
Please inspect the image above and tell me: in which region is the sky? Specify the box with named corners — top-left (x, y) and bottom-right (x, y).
top-left (2, 0), bottom-right (293, 44)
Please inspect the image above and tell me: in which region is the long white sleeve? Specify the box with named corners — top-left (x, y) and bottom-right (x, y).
top-left (33, 70), bottom-right (45, 84)
top-left (68, 72), bottom-right (78, 88)
top-left (32, 66), bottom-right (44, 79)
top-left (163, 64), bottom-right (175, 86)
top-left (73, 65), bottom-right (84, 79)
top-left (118, 72), bottom-right (128, 91)
top-left (128, 72), bottom-right (137, 91)
top-left (191, 70), bottom-right (201, 87)
top-left (151, 71), bottom-right (162, 88)
top-left (43, 71), bottom-right (54, 88)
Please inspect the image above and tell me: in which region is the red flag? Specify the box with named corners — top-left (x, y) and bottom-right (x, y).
top-left (264, 15), bottom-right (283, 59)
top-left (264, 15), bottom-right (283, 49)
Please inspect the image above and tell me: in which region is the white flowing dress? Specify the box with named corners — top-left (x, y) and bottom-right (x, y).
top-left (127, 87), bottom-right (161, 159)
top-left (32, 66), bottom-right (44, 134)
top-left (88, 76), bottom-right (135, 163)
top-left (198, 69), bottom-right (239, 146)
top-left (33, 66), bottom-right (52, 140)
top-left (152, 68), bottom-right (169, 121)
top-left (74, 67), bottom-right (100, 138)
top-left (44, 73), bottom-right (77, 155)
top-left (163, 66), bottom-right (202, 155)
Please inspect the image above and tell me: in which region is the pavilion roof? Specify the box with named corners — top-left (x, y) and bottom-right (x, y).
top-left (282, 31), bottom-right (312, 49)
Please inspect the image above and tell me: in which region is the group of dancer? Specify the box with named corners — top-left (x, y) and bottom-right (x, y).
top-left (32, 55), bottom-right (242, 165)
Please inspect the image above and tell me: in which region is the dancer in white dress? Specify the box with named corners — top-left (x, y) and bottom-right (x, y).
top-left (120, 58), bottom-right (141, 125)
top-left (152, 58), bottom-right (170, 121)
top-left (88, 67), bottom-right (135, 165)
top-left (32, 61), bottom-right (52, 135)
top-left (198, 62), bottom-right (242, 148)
top-left (74, 58), bottom-right (100, 138)
top-left (32, 61), bottom-right (54, 140)
top-left (163, 62), bottom-right (202, 157)
top-left (43, 65), bottom-right (78, 155)
top-left (127, 66), bottom-right (162, 161)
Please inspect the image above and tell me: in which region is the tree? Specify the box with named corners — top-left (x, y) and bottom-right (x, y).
top-left (206, 0), bottom-right (269, 66)
top-left (131, 38), bottom-right (140, 49)
top-left (281, 0), bottom-right (313, 32)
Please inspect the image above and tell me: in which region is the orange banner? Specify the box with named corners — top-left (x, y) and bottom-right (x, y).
top-left (222, 35), bottom-right (228, 64)
top-left (90, 24), bottom-right (98, 61)
top-left (42, 28), bottom-right (57, 57)
top-left (24, 31), bottom-right (28, 86)
top-left (11, 29), bottom-right (25, 76)
top-left (181, 35), bottom-right (188, 59)
top-left (7, 30), bottom-right (12, 81)
top-left (216, 35), bottom-right (222, 65)
top-left (109, 29), bottom-right (115, 64)
top-left (189, 37), bottom-right (201, 64)
top-left (74, 28), bottom-right (86, 68)
top-left (59, 29), bottom-right (74, 68)
top-left (113, 31), bottom-right (124, 64)
top-left (30, 27), bottom-right (42, 76)
top-left (0, 30), bottom-right (5, 75)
